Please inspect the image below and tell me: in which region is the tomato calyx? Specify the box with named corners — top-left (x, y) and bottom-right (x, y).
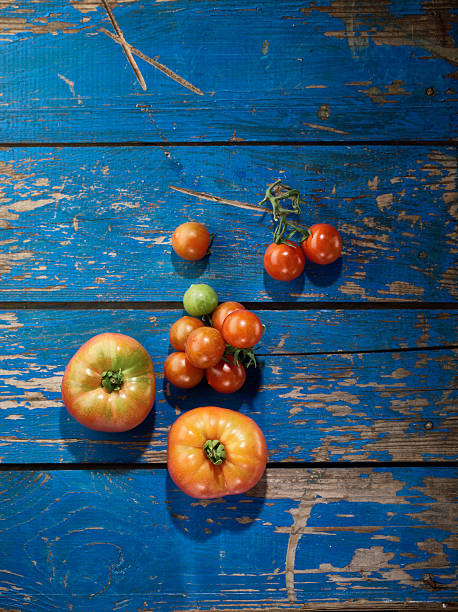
top-left (223, 344), bottom-right (257, 369)
top-left (203, 439), bottom-right (226, 465)
top-left (206, 232), bottom-right (216, 256)
top-left (101, 368), bottom-right (124, 393)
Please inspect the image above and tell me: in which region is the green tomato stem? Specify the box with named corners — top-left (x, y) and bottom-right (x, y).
top-left (203, 439), bottom-right (226, 466)
top-left (101, 368), bottom-right (123, 393)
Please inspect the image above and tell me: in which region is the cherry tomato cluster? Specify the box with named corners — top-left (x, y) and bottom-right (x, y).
top-left (260, 180), bottom-right (343, 281)
top-left (164, 285), bottom-right (263, 394)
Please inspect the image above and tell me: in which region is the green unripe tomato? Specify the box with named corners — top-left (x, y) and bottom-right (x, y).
top-left (183, 284), bottom-right (218, 317)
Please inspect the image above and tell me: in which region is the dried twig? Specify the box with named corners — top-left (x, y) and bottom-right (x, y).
top-left (101, 0), bottom-right (147, 91)
top-left (100, 28), bottom-right (203, 95)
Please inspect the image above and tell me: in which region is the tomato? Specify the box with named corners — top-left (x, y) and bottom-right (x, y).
top-left (183, 283), bottom-right (218, 317)
top-left (211, 301), bottom-right (245, 331)
top-left (169, 316), bottom-right (204, 352)
top-left (221, 310), bottom-right (263, 348)
top-left (206, 355), bottom-right (246, 393)
top-left (301, 223), bottom-right (342, 265)
top-left (167, 406), bottom-right (267, 499)
top-left (263, 241), bottom-right (305, 281)
top-left (172, 221), bottom-right (210, 261)
top-left (61, 333), bottom-right (156, 432)
top-left (185, 326), bottom-right (226, 368)
top-left (163, 351), bottom-right (204, 389)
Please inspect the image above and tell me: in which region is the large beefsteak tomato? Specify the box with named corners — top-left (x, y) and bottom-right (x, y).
top-left (61, 333), bottom-right (156, 432)
top-left (167, 406), bottom-right (267, 499)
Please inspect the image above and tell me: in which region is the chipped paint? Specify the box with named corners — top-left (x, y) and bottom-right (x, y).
top-left (305, 2), bottom-right (458, 66)
top-left (302, 122), bottom-right (349, 135)
top-left (376, 193), bottom-right (393, 211)
top-left (368, 176), bottom-right (379, 190)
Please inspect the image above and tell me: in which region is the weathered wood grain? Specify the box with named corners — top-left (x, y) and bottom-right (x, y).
top-left (0, 467), bottom-right (456, 610)
top-left (0, 308), bottom-right (456, 463)
top-left (0, 1), bottom-right (456, 142)
top-left (0, 145), bottom-right (456, 302)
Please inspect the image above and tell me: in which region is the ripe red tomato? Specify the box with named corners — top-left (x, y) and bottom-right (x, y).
top-left (169, 316), bottom-right (204, 352)
top-left (301, 223), bottom-right (342, 265)
top-left (263, 241), bottom-right (305, 281)
top-left (163, 351), bottom-right (204, 389)
top-left (211, 301), bottom-right (245, 331)
top-left (167, 406), bottom-right (267, 499)
top-left (206, 355), bottom-right (246, 393)
top-left (221, 310), bottom-right (263, 348)
top-left (172, 221), bottom-right (210, 261)
top-left (61, 333), bottom-right (156, 432)
top-left (185, 326), bottom-right (226, 368)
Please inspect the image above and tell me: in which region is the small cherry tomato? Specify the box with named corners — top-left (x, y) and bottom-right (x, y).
top-left (183, 283), bottom-right (218, 317)
top-left (211, 301), bottom-right (245, 331)
top-left (185, 326), bottom-right (226, 369)
top-left (169, 316), bottom-right (204, 352)
top-left (221, 310), bottom-right (263, 348)
top-left (206, 355), bottom-right (246, 394)
top-left (263, 241), bottom-right (305, 281)
top-left (163, 351), bottom-right (204, 389)
top-left (301, 223), bottom-right (342, 265)
top-left (172, 221), bottom-right (210, 261)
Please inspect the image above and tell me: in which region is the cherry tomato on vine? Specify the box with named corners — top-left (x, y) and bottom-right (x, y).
top-left (263, 240), bottom-right (305, 281)
top-left (185, 326), bottom-right (226, 368)
top-left (211, 301), bottom-right (245, 331)
top-left (183, 283), bottom-right (218, 317)
top-left (301, 223), bottom-right (342, 265)
top-left (169, 316), bottom-right (204, 352)
top-left (163, 351), bottom-right (204, 389)
top-left (172, 221), bottom-right (210, 261)
top-left (206, 355), bottom-right (246, 394)
top-left (221, 310), bottom-right (263, 349)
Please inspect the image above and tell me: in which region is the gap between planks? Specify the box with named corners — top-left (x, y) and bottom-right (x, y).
top-left (0, 139), bottom-right (456, 148)
top-left (0, 461), bottom-right (457, 472)
top-left (0, 301), bottom-right (457, 311)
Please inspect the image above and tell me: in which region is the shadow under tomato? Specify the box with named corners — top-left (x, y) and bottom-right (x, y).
top-left (59, 402), bottom-right (155, 463)
top-left (162, 360), bottom-right (263, 414)
top-left (171, 250), bottom-right (209, 279)
top-left (165, 471), bottom-right (266, 541)
top-left (262, 268), bottom-right (305, 301)
top-left (304, 256), bottom-right (343, 287)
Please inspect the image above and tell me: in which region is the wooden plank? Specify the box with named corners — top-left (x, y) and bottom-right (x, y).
top-left (0, 145), bottom-right (456, 302)
top-left (0, 1), bottom-right (456, 142)
top-left (0, 467), bottom-right (456, 610)
top-left (0, 308), bottom-right (456, 464)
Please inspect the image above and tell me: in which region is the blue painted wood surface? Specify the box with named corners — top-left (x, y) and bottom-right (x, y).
top-left (0, 145), bottom-right (456, 302)
top-left (0, 308), bottom-right (456, 463)
top-left (1, 1), bottom-right (457, 609)
top-left (0, 467), bottom-right (456, 611)
top-left (0, 0), bottom-right (457, 142)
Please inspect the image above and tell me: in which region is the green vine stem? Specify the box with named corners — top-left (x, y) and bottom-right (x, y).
top-left (258, 179), bottom-right (311, 244)
top-left (223, 344), bottom-right (258, 369)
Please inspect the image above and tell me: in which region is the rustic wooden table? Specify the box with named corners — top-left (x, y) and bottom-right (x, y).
top-left (0, 1), bottom-right (457, 611)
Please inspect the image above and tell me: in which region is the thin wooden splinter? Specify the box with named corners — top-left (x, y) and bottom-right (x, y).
top-left (101, 0), bottom-right (147, 91)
